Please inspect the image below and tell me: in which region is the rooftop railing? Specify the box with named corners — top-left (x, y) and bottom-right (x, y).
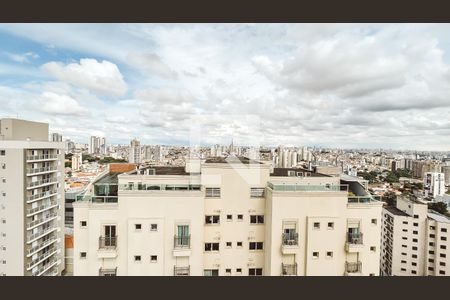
top-left (119, 184), bottom-right (201, 191)
top-left (268, 182), bottom-right (349, 192)
top-left (348, 195), bottom-right (380, 203)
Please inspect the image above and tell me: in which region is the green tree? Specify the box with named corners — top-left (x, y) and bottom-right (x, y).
top-left (385, 172), bottom-right (399, 183)
top-left (428, 202), bottom-right (448, 215)
top-left (383, 191), bottom-right (397, 206)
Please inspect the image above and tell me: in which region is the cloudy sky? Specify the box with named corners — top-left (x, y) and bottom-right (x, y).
top-left (1, 24), bottom-right (450, 150)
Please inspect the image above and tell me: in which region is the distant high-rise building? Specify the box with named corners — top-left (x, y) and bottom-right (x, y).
top-left (129, 139), bottom-right (141, 164)
top-left (51, 133), bottom-right (62, 142)
top-left (423, 172), bottom-right (445, 198)
top-left (442, 166), bottom-right (450, 186)
top-left (0, 118), bottom-right (65, 276)
top-left (89, 136), bottom-right (106, 155)
top-left (71, 153), bottom-right (83, 171)
top-left (65, 139), bottom-right (75, 154)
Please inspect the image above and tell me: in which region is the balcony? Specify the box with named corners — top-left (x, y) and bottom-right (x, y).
top-left (98, 236), bottom-right (118, 258)
top-left (26, 166), bottom-right (58, 176)
top-left (26, 212), bottom-right (58, 230)
top-left (173, 235), bottom-right (191, 257)
top-left (27, 190), bottom-right (58, 203)
top-left (345, 261), bottom-right (362, 276)
top-left (345, 232), bottom-right (364, 252)
top-left (27, 225), bottom-right (58, 244)
top-left (26, 154), bottom-right (58, 162)
top-left (31, 257), bottom-right (60, 276)
top-left (281, 232), bottom-right (299, 254)
top-left (174, 266), bottom-right (190, 276)
top-left (27, 178), bottom-right (58, 190)
top-left (282, 263), bottom-right (297, 276)
top-left (26, 247), bottom-right (59, 270)
top-left (27, 236), bottom-right (58, 257)
top-left (99, 267), bottom-right (117, 276)
top-left (26, 200), bottom-right (58, 216)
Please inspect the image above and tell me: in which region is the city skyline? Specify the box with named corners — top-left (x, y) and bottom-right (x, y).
top-left (1, 24), bottom-right (450, 150)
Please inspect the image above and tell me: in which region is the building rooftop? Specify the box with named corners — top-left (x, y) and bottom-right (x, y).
top-left (384, 206), bottom-right (410, 217)
top-left (428, 210), bottom-right (450, 223)
top-left (204, 156), bottom-right (262, 165)
top-left (271, 168), bottom-right (328, 177)
top-left (129, 166), bottom-right (191, 176)
top-left (95, 172), bottom-right (120, 185)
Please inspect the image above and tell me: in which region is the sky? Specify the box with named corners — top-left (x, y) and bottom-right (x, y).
top-left (1, 23), bottom-right (450, 150)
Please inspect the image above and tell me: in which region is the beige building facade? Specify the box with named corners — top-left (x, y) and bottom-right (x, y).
top-left (0, 118), bottom-right (65, 276)
top-left (73, 157), bottom-right (382, 276)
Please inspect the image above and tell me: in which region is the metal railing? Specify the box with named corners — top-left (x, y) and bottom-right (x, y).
top-left (26, 166), bottom-right (58, 175)
top-left (26, 212), bottom-right (58, 229)
top-left (27, 190), bottom-right (57, 203)
top-left (77, 195), bottom-right (118, 203)
top-left (27, 154), bottom-right (58, 161)
top-left (282, 232), bottom-right (299, 246)
top-left (268, 182), bottom-right (349, 192)
top-left (174, 235), bottom-right (191, 249)
top-left (99, 267), bottom-right (117, 276)
top-left (347, 232), bottom-right (363, 245)
top-left (27, 200), bottom-right (58, 215)
top-left (27, 178), bottom-right (57, 188)
top-left (27, 235), bottom-right (58, 256)
top-left (99, 236), bottom-right (117, 249)
top-left (346, 261), bottom-right (362, 273)
top-left (174, 266), bottom-right (190, 276)
top-left (282, 263), bottom-right (297, 276)
top-left (31, 257), bottom-right (59, 276)
top-left (348, 195), bottom-right (380, 203)
top-left (27, 225), bottom-right (57, 243)
top-left (27, 247), bottom-right (58, 270)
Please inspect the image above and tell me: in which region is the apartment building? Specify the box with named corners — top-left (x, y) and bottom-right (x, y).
top-left (424, 172), bottom-right (445, 198)
top-left (73, 156), bottom-right (383, 276)
top-left (0, 118), bottom-right (65, 276)
top-left (129, 139), bottom-right (141, 164)
top-left (381, 195), bottom-right (450, 276)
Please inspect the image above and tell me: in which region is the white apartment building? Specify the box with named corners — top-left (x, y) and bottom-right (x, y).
top-left (424, 172), bottom-right (445, 198)
top-left (0, 118), bottom-right (65, 276)
top-left (71, 153), bottom-right (83, 171)
top-left (73, 156), bottom-right (382, 276)
top-left (89, 136), bottom-right (107, 155)
top-left (381, 195), bottom-right (450, 276)
top-left (129, 139), bottom-right (141, 164)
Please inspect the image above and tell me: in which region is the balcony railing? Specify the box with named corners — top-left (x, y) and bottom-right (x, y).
top-left (174, 266), bottom-right (190, 276)
top-left (27, 225), bottom-right (57, 243)
top-left (27, 200), bottom-right (58, 216)
top-left (99, 236), bottom-right (117, 249)
top-left (27, 178), bottom-right (58, 189)
top-left (347, 232), bottom-right (363, 245)
top-left (26, 212), bottom-right (58, 229)
top-left (346, 261), bottom-right (362, 273)
top-left (348, 195), bottom-right (380, 203)
top-left (27, 235), bottom-right (58, 256)
top-left (99, 267), bottom-right (117, 276)
top-left (27, 154), bottom-right (58, 161)
top-left (268, 182), bottom-right (349, 192)
top-left (174, 235), bottom-right (191, 249)
top-left (26, 166), bottom-right (58, 175)
top-left (27, 247), bottom-right (58, 270)
top-left (27, 190), bottom-right (57, 203)
top-left (31, 257), bottom-right (59, 276)
top-left (282, 232), bottom-right (299, 246)
top-left (282, 263), bottom-right (297, 276)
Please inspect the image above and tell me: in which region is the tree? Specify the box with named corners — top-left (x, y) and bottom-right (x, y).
top-left (428, 202), bottom-right (448, 215)
top-left (383, 191), bottom-right (397, 206)
top-left (385, 172), bottom-right (399, 183)
top-left (64, 161), bottom-right (71, 168)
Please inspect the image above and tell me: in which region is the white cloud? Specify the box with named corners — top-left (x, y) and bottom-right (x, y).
top-left (42, 59), bottom-right (128, 97)
top-left (6, 51), bottom-right (39, 63)
top-left (34, 92), bottom-right (89, 116)
top-left (127, 52), bottom-right (177, 79)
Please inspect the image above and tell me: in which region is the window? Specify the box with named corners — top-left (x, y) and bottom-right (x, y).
top-left (441, 228), bottom-right (447, 233)
top-left (1, 164), bottom-right (5, 170)
top-left (439, 270), bottom-right (446, 275)
top-left (205, 188), bottom-right (221, 198)
top-left (205, 215), bottom-right (220, 225)
top-left (249, 242), bottom-right (263, 250)
top-left (150, 224), bottom-right (158, 231)
top-left (412, 254), bottom-right (418, 258)
top-left (371, 219), bottom-right (377, 225)
top-left (413, 214), bottom-right (419, 219)
top-left (312, 252), bottom-right (319, 259)
top-left (412, 238), bottom-right (418, 243)
top-left (440, 253), bottom-right (446, 258)
top-left (80, 221), bottom-right (87, 227)
top-left (0, 150), bottom-right (5, 156)
top-left (326, 251), bottom-right (333, 258)
top-left (226, 242), bottom-right (232, 248)
top-left (429, 258), bottom-right (434, 263)
top-left (135, 224), bottom-right (142, 231)
top-left (227, 215), bottom-right (232, 221)
top-left (430, 226), bottom-right (436, 230)
top-left (402, 221), bottom-right (408, 225)
top-left (248, 268), bottom-right (263, 276)
top-left (250, 215), bottom-right (264, 224)
top-left (440, 245), bottom-right (446, 250)
top-left (250, 188), bottom-right (265, 198)
top-left (150, 255), bottom-right (157, 262)
top-left (401, 268), bottom-right (406, 272)
top-left (80, 252), bottom-right (87, 259)
top-left (313, 222), bottom-right (320, 230)
top-left (430, 234), bottom-right (435, 238)
top-left (440, 262), bottom-right (446, 267)
top-left (441, 236), bottom-right (447, 241)
top-left (413, 231), bottom-right (418, 235)
top-left (413, 223), bottom-right (418, 227)
top-left (237, 242), bottom-right (243, 248)
top-left (402, 229), bottom-right (408, 232)
top-left (134, 255), bottom-right (141, 262)
top-left (401, 260), bottom-right (406, 264)
top-left (204, 243), bottom-right (220, 252)
top-left (402, 237), bottom-right (407, 240)
top-left (225, 269), bottom-right (231, 275)
top-left (412, 262), bottom-right (417, 266)
top-left (236, 268), bottom-right (242, 274)
top-left (237, 214), bottom-right (243, 221)
top-left (370, 246), bottom-right (376, 252)
top-left (1, 178), bottom-right (4, 183)
top-left (327, 222), bottom-right (334, 229)
top-left (429, 250), bottom-right (435, 255)
top-left (402, 245), bottom-right (407, 248)
top-left (428, 267), bottom-right (434, 271)
top-left (401, 252), bottom-right (407, 256)
top-left (411, 270), bottom-right (417, 274)
top-left (412, 246), bottom-right (418, 251)
top-left (430, 242), bottom-right (435, 247)
top-left (204, 269), bottom-right (219, 276)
